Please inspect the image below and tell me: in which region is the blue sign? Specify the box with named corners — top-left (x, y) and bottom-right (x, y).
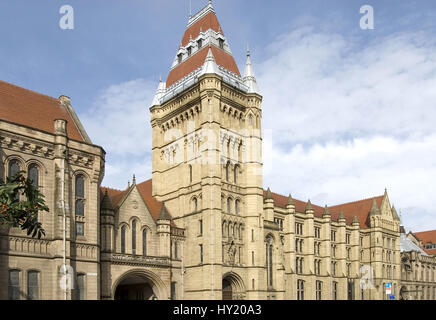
top-left (389, 295), bottom-right (395, 300)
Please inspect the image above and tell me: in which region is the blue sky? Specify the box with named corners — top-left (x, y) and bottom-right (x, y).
top-left (1, 0), bottom-right (436, 232)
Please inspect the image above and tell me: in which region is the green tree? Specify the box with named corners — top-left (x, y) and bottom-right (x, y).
top-left (0, 171), bottom-right (48, 239)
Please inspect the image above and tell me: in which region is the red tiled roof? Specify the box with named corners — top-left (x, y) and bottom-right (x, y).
top-left (264, 189), bottom-right (384, 229)
top-left (166, 45), bottom-right (240, 87)
top-left (0, 80), bottom-right (85, 142)
top-left (414, 230), bottom-right (436, 246)
top-left (182, 11), bottom-right (223, 47)
top-left (101, 179), bottom-right (174, 225)
top-left (424, 248), bottom-right (436, 255)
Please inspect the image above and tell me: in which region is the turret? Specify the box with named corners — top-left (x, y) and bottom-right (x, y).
top-left (243, 47), bottom-right (260, 94)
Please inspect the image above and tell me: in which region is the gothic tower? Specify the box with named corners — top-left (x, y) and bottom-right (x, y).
top-left (149, 2), bottom-right (265, 299)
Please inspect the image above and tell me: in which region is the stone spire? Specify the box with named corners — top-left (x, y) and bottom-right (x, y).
top-left (243, 46), bottom-right (260, 94)
top-left (391, 205), bottom-right (400, 221)
top-left (323, 205), bottom-right (331, 217)
top-left (202, 47), bottom-right (219, 75)
top-left (286, 194), bottom-right (295, 207)
top-left (352, 216), bottom-right (359, 225)
top-left (305, 200), bottom-right (313, 213)
top-left (158, 203), bottom-right (172, 221)
top-left (265, 187), bottom-right (273, 200)
top-left (369, 198), bottom-right (381, 216)
top-left (101, 189), bottom-right (114, 213)
top-left (339, 211), bottom-right (346, 221)
top-left (151, 78), bottom-right (166, 106)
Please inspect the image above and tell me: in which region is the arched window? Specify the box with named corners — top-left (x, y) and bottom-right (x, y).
top-left (9, 160), bottom-right (20, 200)
top-left (8, 160), bottom-right (20, 178)
top-left (266, 237), bottom-right (273, 287)
top-left (132, 220), bottom-right (137, 255)
top-left (27, 271), bottom-right (39, 300)
top-left (222, 221), bottom-right (226, 237)
top-left (142, 229), bottom-right (147, 256)
top-left (75, 175), bottom-right (85, 217)
top-left (28, 164), bottom-right (39, 188)
top-left (235, 200), bottom-right (240, 215)
top-left (193, 197), bottom-right (198, 213)
top-left (225, 162), bottom-right (230, 182)
top-left (227, 198), bottom-right (231, 214)
top-left (189, 165), bottom-right (193, 184)
top-left (234, 165), bottom-right (238, 184)
top-left (121, 226), bottom-right (126, 254)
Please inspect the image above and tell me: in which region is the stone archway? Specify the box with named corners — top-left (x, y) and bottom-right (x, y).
top-left (112, 269), bottom-right (168, 300)
top-left (222, 272), bottom-right (246, 300)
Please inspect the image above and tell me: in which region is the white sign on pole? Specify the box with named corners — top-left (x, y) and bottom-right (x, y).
top-left (385, 282), bottom-right (392, 295)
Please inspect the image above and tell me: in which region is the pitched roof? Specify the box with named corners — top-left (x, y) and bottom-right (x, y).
top-left (182, 11), bottom-right (222, 47)
top-left (0, 80), bottom-right (85, 142)
top-left (101, 179), bottom-right (174, 224)
top-left (263, 189), bottom-right (384, 228)
top-left (414, 230), bottom-right (436, 255)
top-left (166, 45), bottom-right (240, 87)
top-left (414, 230), bottom-right (436, 245)
top-left (166, 5), bottom-right (241, 88)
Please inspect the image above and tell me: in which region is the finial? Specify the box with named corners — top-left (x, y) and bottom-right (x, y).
top-left (287, 194), bottom-right (294, 206)
top-left (266, 188), bottom-right (273, 200)
top-left (339, 211), bottom-right (346, 220)
top-left (132, 174), bottom-right (136, 185)
top-left (305, 199), bottom-right (313, 211)
top-left (247, 43), bottom-right (250, 57)
top-left (323, 205), bottom-right (330, 216)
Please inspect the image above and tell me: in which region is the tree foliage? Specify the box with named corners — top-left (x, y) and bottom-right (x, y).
top-left (0, 171), bottom-right (48, 238)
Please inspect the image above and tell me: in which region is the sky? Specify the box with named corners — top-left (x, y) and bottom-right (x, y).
top-left (1, 0), bottom-right (436, 232)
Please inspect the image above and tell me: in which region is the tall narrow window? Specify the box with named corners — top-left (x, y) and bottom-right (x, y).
top-left (27, 271), bottom-right (39, 300)
top-left (28, 164), bottom-right (39, 188)
top-left (177, 53), bottom-right (182, 64)
top-left (8, 161), bottom-right (20, 200)
top-left (75, 175), bottom-right (85, 216)
top-left (189, 165), bottom-right (193, 184)
top-left (8, 160), bottom-right (20, 178)
top-left (171, 282), bottom-right (177, 300)
top-left (333, 282), bottom-right (338, 300)
top-left (219, 38), bottom-right (224, 49)
top-left (143, 229), bottom-right (147, 256)
top-left (197, 39), bottom-right (202, 49)
top-left (193, 198), bottom-right (198, 212)
top-left (316, 281), bottom-right (322, 300)
top-left (121, 226), bottom-right (126, 254)
top-left (225, 163), bottom-right (230, 182)
top-left (266, 237), bottom-right (273, 287)
top-left (200, 244), bottom-right (203, 264)
top-left (227, 198), bottom-right (231, 214)
top-left (234, 165), bottom-right (238, 184)
top-left (75, 222), bottom-right (84, 236)
top-left (76, 274), bottom-right (85, 300)
top-left (187, 46), bottom-right (192, 57)
top-left (297, 280), bottom-right (305, 300)
top-left (132, 220), bottom-right (137, 255)
top-left (235, 200), bottom-right (240, 215)
top-left (8, 270), bottom-right (20, 300)
top-left (199, 219), bottom-right (203, 236)
top-left (174, 241), bottom-right (178, 259)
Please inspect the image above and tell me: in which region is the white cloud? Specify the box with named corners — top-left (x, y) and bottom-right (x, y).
top-left (79, 28), bottom-right (436, 232)
top-left (258, 28), bottom-right (436, 231)
top-left (79, 79), bottom-right (156, 189)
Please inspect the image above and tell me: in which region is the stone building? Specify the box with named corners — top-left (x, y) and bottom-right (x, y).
top-left (1, 2), bottom-right (436, 300)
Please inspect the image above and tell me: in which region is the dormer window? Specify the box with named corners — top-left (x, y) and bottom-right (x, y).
top-left (197, 39), bottom-right (202, 49)
top-left (177, 53), bottom-right (183, 64)
top-left (187, 46), bottom-right (192, 57)
top-left (219, 39), bottom-right (224, 49)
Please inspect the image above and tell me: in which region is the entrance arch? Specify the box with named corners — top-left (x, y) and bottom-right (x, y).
top-left (112, 269), bottom-right (168, 300)
top-left (222, 272), bottom-right (246, 300)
